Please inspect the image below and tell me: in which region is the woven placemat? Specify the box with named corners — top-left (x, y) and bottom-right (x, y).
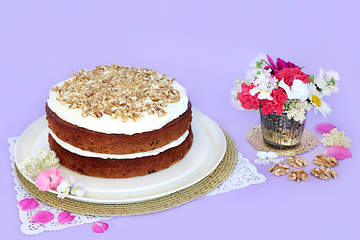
top-left (15, 127), bottom-right (237, 216)
top-left (246, 125), bottom-right (318, 156)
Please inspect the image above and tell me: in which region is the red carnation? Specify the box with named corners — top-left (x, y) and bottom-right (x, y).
top-left (260, 88), bottom-right (287, 115)
top-left (275, 67), bottom-right (310, 87)
top-left (237, 82), bottom-right (260, 110)
top-left (259, 99), bottom-right (275, 115)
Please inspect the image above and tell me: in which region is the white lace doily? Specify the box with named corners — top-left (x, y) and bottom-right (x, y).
top-left (8, 137), bottom-right (265, 235)
top-left (205, 151), bottom-right (266, 196)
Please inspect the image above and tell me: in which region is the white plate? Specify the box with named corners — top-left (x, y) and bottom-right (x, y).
top-left (14, 109), bottom-right (226, 204)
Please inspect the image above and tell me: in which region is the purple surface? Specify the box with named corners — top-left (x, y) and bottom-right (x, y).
top-left (1, 1), bottom-right (359, 239)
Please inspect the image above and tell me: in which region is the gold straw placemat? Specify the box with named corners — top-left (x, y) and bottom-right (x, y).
top-left (246, 125), bottom-right (318, 156)
top-left (15, 127), bottom-right (237, 216)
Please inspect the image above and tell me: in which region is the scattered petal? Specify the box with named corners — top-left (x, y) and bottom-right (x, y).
top-left (271, 157), bottom-right (284, 164)
top-left (92, 222), bottom-right (109, 233)
top-left (58, 212), bottom-right (75, 225)
top-left (324, 145), bottom-right (352, 160)
top-left (19, 198), bottom-right (39, 211)
top-left (28, 211), bottom-right (54, 223)
top-left (315, 123), bottom-right (336, 134)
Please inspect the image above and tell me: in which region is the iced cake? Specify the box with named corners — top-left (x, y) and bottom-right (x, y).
top-left (45, 65), bottom-right (193, 178)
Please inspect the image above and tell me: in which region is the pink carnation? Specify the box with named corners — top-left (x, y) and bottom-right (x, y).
top-left (275, 67), bottom-right (310, 87)
top-left (35, 167), bottom-right (64, 191)
top-left (237, 82), bottom-right (260, 110)
top-left (260, 88), bottom-right (288, 115)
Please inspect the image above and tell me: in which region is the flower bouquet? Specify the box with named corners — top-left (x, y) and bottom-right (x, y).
top-left (231, 54), bottom-right (340, 149)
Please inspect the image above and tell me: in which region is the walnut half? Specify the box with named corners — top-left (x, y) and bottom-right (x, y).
top-left (313, 154), bottom-right (339, 168)
top-left (287, 155), bottom-right (308, 168)
top-left (268, 163), bottom-right (290, 176)
top-left (311, 166), bottom-right (338, 180)
top-left (289, 169), bottom-right (309, 183)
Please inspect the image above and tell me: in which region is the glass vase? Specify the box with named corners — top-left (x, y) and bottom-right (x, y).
top-left (260, 109), bottom-right (306, 149)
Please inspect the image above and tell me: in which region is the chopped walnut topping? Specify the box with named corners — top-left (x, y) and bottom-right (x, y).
top-left (311, 166), bottom-right (338, 180)
top-left (52, 65), bottom-right (182, 121)
top-left (286, 155), bottom-right (308, 168)
top-left (313, 154), bottom-right (339, 168)
top-left (268, 163), bottom-right (290, 176)
top-left (288, 169), bottom-right (310, 183)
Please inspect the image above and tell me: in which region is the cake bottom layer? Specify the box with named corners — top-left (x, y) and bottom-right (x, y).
top-left (48, 128), bottom-right (193, 178)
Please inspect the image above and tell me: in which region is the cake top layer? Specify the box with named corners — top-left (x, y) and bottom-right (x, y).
top-left (47, 65), bottom-right (189, 134)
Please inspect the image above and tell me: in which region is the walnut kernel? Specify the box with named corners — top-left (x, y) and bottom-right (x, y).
top-left (288, 169), bottom-right (309, 183)
top-left (313, 154), bottom-right (339, 168)
top-left (268, 163), bottom-right (290, 176)
top-left (311, 166), bottom-right (338, 180)
top-left (286, 155), bottom-right (308, 168)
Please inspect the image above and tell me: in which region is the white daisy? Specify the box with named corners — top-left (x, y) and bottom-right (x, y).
top-left (309, 84), bottom-right (332, 117)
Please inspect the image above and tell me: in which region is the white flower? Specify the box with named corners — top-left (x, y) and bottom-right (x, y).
top-left (322, 84), bottom-right (339, 96)
top-left (18, 149), bottom-right (60, 179)
top-left (250, 83), bottom-right (273, 100)
top-left (286, 100), bottom-right (312, 123)
top-left (56, 176), bottom-right (86, 198)
top-left (279, 79), bottom-right (310, 102)
top-left (254, 151), bottom-right (271, 165)
top-left (326, 70), bottom-right (340, 82)
top-left (231, 88), bottom-right (243, 110)
top-left (267, 152), bottom-right (278, 162)
top-left (57, 179), bottom-right (71, 199)
top-left (314, 99), bottom-right (332, 117)
top-left (271, 157), bottom-right (284, 164)
top-left (315, 68), bottom-right (327, 89)
top-left (71, 182), bottom-right (86, 197)
top-left (309, 84), bottom-right (332, 117)
top-left (315, 69), bottom-right (340, 97)
top-left (249, 53), bottom-right (267, 68)
top-left (244, 68), bottom-right (258, 83)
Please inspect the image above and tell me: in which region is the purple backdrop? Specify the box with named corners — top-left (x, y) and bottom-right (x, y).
top-left (1, 1), bottom-right (359, 239)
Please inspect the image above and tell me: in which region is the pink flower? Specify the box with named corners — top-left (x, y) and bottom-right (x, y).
top-left (264, 55), bottom-right (300, 75)
top-left (275, 67), bottom-right (310, 87)
top-left (237, 82), bottom-right (260, 110)
top-left (260, 88), bottom-right (288, 115)
top-left (35, 167), bottom-right (64, 191)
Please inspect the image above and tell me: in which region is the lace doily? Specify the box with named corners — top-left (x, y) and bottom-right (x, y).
top-left (8, 137), bottom-right (265, 235)
top-left (206, 152), bottom-right (266, 196)
top-left (246, 125), bottom-right (318, 156)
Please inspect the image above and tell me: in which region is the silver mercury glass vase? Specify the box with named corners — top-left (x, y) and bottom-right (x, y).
top-left (260, 109), bottom-right (306, 149)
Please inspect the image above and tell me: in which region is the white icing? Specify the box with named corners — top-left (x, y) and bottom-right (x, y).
top-left (49, 129), bottom-right (189, 159)
top-left (47, 80), bottom-right (189, 135)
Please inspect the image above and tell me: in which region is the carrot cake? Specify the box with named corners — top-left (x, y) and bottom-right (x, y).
top-left (46, 65), bottom-right (193, 178)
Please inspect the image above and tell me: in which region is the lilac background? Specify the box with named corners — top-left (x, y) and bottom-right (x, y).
top-left (1, 0), bottom-right (359, 239)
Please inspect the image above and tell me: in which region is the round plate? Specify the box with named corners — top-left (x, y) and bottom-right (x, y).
top-left (14, 109), bottom-right (226, 204)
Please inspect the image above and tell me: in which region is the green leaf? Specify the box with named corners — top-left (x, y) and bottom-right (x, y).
top-left (289, 102), bottom-right (295, 109)
top-left (309, 74), bottom-right (315, 83)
